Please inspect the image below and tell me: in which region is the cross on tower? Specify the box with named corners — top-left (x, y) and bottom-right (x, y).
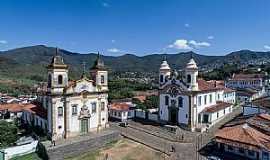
top-left (82, 61), bottom-right (86, 75)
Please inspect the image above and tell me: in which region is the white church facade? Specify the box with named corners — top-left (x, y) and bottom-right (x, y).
top-left (23, 49), bottom-right (109, 140)
top-left (158, 57), bottom-right (235, 131)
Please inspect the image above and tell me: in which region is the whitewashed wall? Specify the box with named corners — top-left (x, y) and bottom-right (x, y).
top-left (243, 106), bottom-right (267, 116)
top-left (136, 109), bottom-right (146, 119)
top-left (3, 141), bottom-right (38, 160)
top-left (148, 113), bottom-right (158, 122)
top-left (178, 95), bottom-right (189, 124)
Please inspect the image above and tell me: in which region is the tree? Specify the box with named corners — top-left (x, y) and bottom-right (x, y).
top-left (144, 95), bottom-right (159, 109)
top-left (0, 121), bottom-right (18, 147)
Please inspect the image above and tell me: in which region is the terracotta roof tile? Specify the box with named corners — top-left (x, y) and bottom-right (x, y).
top-left (198, 79), bottom-right (223, 92)
top-left (23, 103), bottom-right (47, 119)
top-left (133, 96), bottom-right (146, 102)
top-left (252, 97), bottom-right (270, 109)
top-left (0, 103), bottom-right (25, 112)
top-left (215, 114), bottom-right (270, 151)
top-left (109, 103), bottom-right (129, 111)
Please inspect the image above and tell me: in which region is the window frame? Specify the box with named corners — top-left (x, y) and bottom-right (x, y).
top-left (58, 75), bottom-right (63, 85)
top-left (92, 102), bottom-right (97, 113)
top-left (72, 105), bottom-right (78, 115)
top-left (101, 75), bottom-right (105, 84)
top-left (101, 102), bottom-right (105, 111)
top-left (178, 97), bottom-right (183, 108)
top-left (58, 107), bottom-right (63, 117)
top-left (165, 96), bottom-right (169, 106)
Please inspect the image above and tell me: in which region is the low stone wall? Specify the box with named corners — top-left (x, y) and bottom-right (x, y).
top-left (1, 140), bottom-right (38, 160)
top-left (47, 130), bottom-right (121, 160)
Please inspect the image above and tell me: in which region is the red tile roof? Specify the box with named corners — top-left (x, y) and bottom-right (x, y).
top-left (230, 73), bottom-right (264, 80)
top-left (252, 97), bottom-right (270, 109)
top-left (202, 101), bottom-right (232, 113)
top-left (23, 103), bottom-right (47, 119)
top-left (198, 79), bottom-right (221, 91)
top-left (223, 88), bottom-right (235, 93)
top-left (133, 96), bottom-right (146, 102)
top-left (0, 103), bottom-right (47, 119)
top-left (215, 114), bottom-right (270, 152)
top-left (0, 103), bottom-right (25, 112)
top-left (109, 103), bottom-right (130, 111)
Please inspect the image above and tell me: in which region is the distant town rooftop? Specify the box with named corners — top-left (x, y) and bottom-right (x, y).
top-left (215, 114), bottom-right (270, 152)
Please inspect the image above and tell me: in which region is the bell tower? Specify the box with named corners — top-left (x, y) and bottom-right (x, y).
top-left (159, 56), bottom-right (171, 86)
top-left (185, 56), bottom-right (198, 91)
top-left (90, 53), bottom-right (108, 91)
top-left (47, 48), bottom-right (68, 94)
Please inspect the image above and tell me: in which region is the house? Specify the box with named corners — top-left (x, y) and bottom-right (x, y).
top-left (158, 57), bottom-right (236, 131)
top-left (0, 103), bottom-right (26, 120)
top-left (22, 103), bottom-right (47, 130)
top-left (215, 114), bottom-right (270, 160)
top-left (243, 96), bottom-right (270, 116)
top-left (109, 103), bottom-right (133, 121)
top-left (225, 73), bottom-right (267, 102)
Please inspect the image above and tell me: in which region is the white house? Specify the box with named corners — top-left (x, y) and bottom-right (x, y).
top-left (225, 73), bottom-right (267, 103)
top-left (109, 103), bottom-right (133, 121)
top-left (158, 57), bottom-right (235, 131)
top-left (23, 49), bottom-right (109, 140)
top-left (243, 96), bottom-right (270, 116)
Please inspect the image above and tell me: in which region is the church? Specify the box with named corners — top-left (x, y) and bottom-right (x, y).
top-left (158, 57), bottom-right (235, 131)
top-left (23, 49), bottom-right (109, 140)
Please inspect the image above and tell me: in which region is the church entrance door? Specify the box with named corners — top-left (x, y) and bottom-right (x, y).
top-left (80, 119), bottom-right (89, 134)
top-left (169, 109), bottom-right (178, 124)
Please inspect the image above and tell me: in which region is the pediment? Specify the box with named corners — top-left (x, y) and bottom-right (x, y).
top-left (161, 84), bottom-right (189, 96)
top-left (66, 78), bottom-right (96, 94)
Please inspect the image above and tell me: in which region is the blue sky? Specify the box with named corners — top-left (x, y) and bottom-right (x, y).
top-left (0, 0), bottom-right (270, 56)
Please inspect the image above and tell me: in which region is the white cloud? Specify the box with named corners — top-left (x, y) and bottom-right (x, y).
top-left (207, 36), bottom-right (214, 40)
top-left (168, 39), bottom-right (211, 50)
top-left (0, 40), bottom-right (7, 44)
top-left (102, 2), bottom-right (110, 7)
top-left (107, 48), bottom-right (120, 53)
top-left (168, 39), bottom-right (192, 50)
top-left (184, 23), bottom-right (190, 28)
top-left (189, 40), bottom-right (210, 48)
top-left (264, 45), bottom-right (270, 50)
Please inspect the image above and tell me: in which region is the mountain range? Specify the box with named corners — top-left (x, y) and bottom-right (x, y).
top-left (0, 45), bottom-right (270, 81)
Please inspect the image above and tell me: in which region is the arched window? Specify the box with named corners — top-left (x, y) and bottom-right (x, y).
top-left (160, 75), bottom-right (164, 83)
top-left (58, 75), bottom-right (63, 85)
top-left (178, 97), bottom-right (183, 107)
top-left (187, 74), bottom-right (191, 83)
top-left (101, 75), bottom-right (105, 84)
top-left (48, 74), bottom-right (52, 88)
top-left (165, 96), bottom-right (169, 106)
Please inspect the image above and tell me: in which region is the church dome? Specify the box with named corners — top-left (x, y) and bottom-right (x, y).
top-left (186, 58), bottom-right (198, 69)
top-left (160, 60), bottom-right (171, 70)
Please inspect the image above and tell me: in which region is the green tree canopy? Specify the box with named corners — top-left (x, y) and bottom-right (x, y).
top-left (0, 121), bottom-right (18, 148)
